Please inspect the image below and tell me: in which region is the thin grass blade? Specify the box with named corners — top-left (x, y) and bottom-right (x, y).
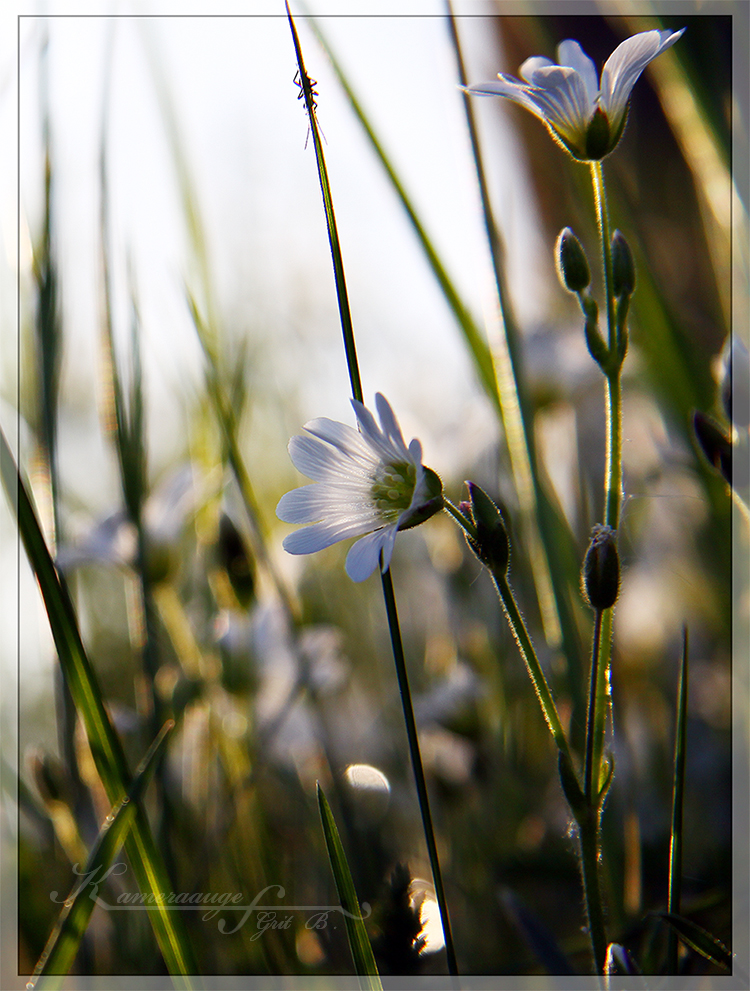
top-left (28, 721), bottom-right (175, 987)
top-left (316, 784), bottom-right (382, 989)
top-left (286, 3), bottom-right (363, 404)
top-left (667, 627), bottom-right (689, 973)
top-left (656, 913), bottom-right (732, 972)
top-left (0, 428), bottom-right (198, 980)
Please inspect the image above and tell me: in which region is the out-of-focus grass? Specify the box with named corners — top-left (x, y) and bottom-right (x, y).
top-left (8, 11), bottom-right (737, 981)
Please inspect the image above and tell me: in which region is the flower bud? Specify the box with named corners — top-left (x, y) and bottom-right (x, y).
top-left (465, 482), bottom-right (509, 574)
top-left (556, 228), bottom-right (591, 293)
top-left (581, 524), bottom-right (620, 610)
top-left (611, 230), bottom-right (635, 298)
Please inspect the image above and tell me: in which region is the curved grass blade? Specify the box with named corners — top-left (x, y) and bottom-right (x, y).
top-left (667, 627), bottom-right (689, 973)
top-left (27, 721), bottom-right (174, 988)
top-left (656, 912), bottom-right (732, 972)
top-left (316, 784), bottom-right (382, 990)
top-left (0, 428), bottom-right (198, 980)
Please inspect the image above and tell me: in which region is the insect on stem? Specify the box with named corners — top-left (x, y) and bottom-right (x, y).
top-left (293, 68), bottom-right (326, 150)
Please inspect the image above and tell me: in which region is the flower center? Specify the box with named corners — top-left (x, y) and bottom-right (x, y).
top-left (371, 461), bottom-right (417, 522)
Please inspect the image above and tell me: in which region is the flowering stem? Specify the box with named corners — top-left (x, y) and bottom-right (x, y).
top-left (589, 163), bottom-right (622, 783)
top-left (581, 160), bottom-right (626, 974)
top-left (380, 568), bottom-right (459, 977)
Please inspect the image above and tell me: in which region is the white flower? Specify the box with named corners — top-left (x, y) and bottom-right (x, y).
top-left (467, 27), bottom-right (685, 160)
top-left (277, 394), bottom-right (443, 582)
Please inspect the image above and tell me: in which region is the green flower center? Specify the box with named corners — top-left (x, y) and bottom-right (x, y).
top-left (371, 461), bottom-right (417, 522)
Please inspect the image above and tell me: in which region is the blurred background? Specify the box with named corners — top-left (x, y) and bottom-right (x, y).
top-left (1, 1), bottom-right (745, 981)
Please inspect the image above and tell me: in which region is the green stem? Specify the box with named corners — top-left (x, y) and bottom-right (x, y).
top-left (578, 809), bottom-right (609, 975)
top-left (583, 161), bottom-right (623, 975)
top-left (492, 570), bottom-right (572, 762)
top-left (590, 163), bottom-right (622, 782)
top-left (667, 629), bottom-right (689, 973)
top-left (591, 162), bottom-right (615, 355)
top-left (445, 503), bottom-right (571, 762)
top-left (580, 607), bottom-right (610, 974)
top-left (584, 609), bottom-right (604, 804)
top-left (380, 569), bottom-right (458, 977)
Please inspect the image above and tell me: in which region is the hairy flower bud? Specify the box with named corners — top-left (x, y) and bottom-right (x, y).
top-left (465, 482), bottom-right (510, 574)
top-left (611, 230), bottom-right (635, 298)
top-left (556, 228), bottom-right (591, 293)
top-left (581, 524), bottom-right (620, 610)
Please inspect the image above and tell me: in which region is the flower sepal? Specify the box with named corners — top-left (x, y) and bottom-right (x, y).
top-left (397, 467), bottom-right (444, 531)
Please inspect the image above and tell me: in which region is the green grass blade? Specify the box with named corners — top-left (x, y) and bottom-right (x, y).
top-left (667, 627), bottom-right (689, 973)
top-left (28, 721), bottom-right (175, 987)
top-left (316, 784), bottom-right (382, 990)
top-left (0, 429), bottom-right (198, 980)
top-left (286, 3), bottom-right (363, 404)
top-left (657, 913), bottom-right (732, 972)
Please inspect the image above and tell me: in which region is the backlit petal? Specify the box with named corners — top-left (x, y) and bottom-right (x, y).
top-left (556, 40), bottom-right (599, 108)
top-left (601, 28), bottom-right (685, 123)
top-left (345, 528), bottom-right (393, 582)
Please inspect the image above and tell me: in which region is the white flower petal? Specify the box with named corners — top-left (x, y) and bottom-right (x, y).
top-left (277, 484), bottom-right (379, 526)
top-left (600, 28), bottom-right (685, 123)
top-left (556, 40), bottom-right (599, 109)
top-left (519, 55), bottom-right (554, 83)
top-left (375, 393), bottom-right (412, 459)
top-left (288, 434), bottom-right (374, 484)
top-left (345, 527), bottom-right (393, 582)
top-left (523, 68), bottom-right (591, 149)
top-left (283, 516), bottom-right (380, 556)
top-left (467, 77), bottom-right (547, 121)
top-left (303, 417), bottom-right (377, 462)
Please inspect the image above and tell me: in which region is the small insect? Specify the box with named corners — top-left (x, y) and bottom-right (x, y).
top-left (294, 68), bottom-right (318, 114)
top-left (293, 69), bottom-right (325, 148)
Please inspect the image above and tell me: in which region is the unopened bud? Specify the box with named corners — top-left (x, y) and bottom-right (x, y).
top-left (465, 482), bottom-right (509, 574)
top-left (581, 525), bottom-right (620, 610)
top-left (611, 231), bottom-right (635, 298)
top-left (556, 228), bottom-right (591, 293)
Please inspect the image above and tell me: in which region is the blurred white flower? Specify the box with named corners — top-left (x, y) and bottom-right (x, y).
top-left (467, 27), bottom-right (684, 160)
top-left (277, 394), bottom-right (443, 582)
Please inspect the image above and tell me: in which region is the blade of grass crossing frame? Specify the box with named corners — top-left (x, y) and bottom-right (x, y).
top-left (0, 429), bottom-right (198, 981)
top-left (657, 913), bottom-right (732, 972)
top-left (28, 721), bottom-right (175, 988)
top-left (667, 627), bottom-right (689, 973)
top-left (317, 785), bottom-right (383, 989)
top-left (286, 2), bottom-right (363, 404)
